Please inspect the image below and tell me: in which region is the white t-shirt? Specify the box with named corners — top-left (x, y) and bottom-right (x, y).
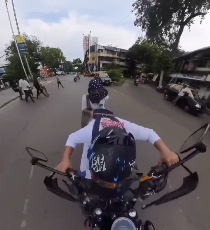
top-left (19, 80), bottom-right (30, 91)
top-left (19, 79), bottom-right (23, 89)
top-left (178, 87), bottom-right (194, 98)
top-left (81, 94), bottom-right (109, 110)
top-left (66, 117), bottom-right (160, 178)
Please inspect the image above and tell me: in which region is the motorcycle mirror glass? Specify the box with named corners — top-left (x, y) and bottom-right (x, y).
top-left (179, 123), bottom-right (210, 154)
top-left (26, 147), bottom-right (48, 162)
top-left (143, 220), bottom-right (156, 230)
top-left (111, 217), bottom-right (136, 230)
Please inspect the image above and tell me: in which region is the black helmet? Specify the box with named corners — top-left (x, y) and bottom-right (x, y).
top-left (89, 126), bottom-right (136, 188)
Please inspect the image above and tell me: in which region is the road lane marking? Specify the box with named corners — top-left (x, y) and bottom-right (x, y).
top-left (20, 166), bottom-right (35, 228)
top-left (29, 166), bottom-right (34, 180)
top-left (23, 199), bottom-right (29, 215)
top-left (21, 220), bottom-right (26, 228)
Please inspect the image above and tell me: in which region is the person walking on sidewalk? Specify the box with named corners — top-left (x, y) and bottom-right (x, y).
top-left (57, 76), bottom-right (64, 88)
top-left (21, 79), bottom-right (34, 102)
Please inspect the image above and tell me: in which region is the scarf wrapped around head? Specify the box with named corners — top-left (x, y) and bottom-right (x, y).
top-left (88, 79), bottom-right (108, 104)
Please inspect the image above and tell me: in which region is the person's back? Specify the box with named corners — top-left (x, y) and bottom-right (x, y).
top-left (81, 94), bottom-right (109, 111)
top-left (22, 80), bottom-right (30, 91)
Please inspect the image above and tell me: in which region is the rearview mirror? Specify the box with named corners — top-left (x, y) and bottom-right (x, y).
top-left (179, 123), bottom-right (210, 153)
top-left (26, 147), bottom-right (48, 164)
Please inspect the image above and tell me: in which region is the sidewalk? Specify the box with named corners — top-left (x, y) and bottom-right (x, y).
top-left (0, 88), bottom-right (20, 108)
top-left (0, 78), bottom-right (54, 108)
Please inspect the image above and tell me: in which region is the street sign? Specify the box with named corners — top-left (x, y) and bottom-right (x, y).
top-left (15, 35), bottom-right (28, 54)
top-left (17, 43), bottom-right (27, 54)
top-left (15, 35), bottom-right (25, 43)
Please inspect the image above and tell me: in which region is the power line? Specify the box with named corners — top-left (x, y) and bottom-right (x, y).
top-left (113, 10), bottom-right (134, 27)
top-left (0, 54), bottom-right (6, 59)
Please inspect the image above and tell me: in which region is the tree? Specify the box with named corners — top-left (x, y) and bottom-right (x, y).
top-left (41, 47), bottom-right (65, 73)
top-left (133, 0), bottom-right (210, 56)
top-left (64, 61), bottom-right (73, 72)
top-left (72, 58), bottom-right (84, 72)
top-left (126, 39), bottom-right (159, 75)
top-left (5, 34), bottom-right (43, 80)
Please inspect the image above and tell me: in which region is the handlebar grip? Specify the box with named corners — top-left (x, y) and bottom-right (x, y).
top-left (66, 168), bottom-right (74, 176)
top-left (152, 163), bottom-right (168, 176)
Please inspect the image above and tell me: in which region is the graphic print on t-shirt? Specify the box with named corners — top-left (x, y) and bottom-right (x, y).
top-left (101, 118), bottom-right (124, 129)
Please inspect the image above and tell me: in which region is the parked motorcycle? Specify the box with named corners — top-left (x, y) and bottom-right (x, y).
top-left (26, 123), bottom-right (209, 230)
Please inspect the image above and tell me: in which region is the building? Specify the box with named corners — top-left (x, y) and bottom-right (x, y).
top-left (86, 44), bottom-right (128, 72)
top-left (170, 46), bottom-right (210, 99)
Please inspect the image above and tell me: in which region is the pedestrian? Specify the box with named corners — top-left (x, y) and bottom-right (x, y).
top-left (18, 79), bottom-right (24, 100)
top-left (33, 72), bottom-right (48, 99)
top-left (37, 76), bottom-right (49, 96)
top-left (20, 79), bottom-right (34, 102)
top-left (57, 76), bottom-right (64, 88)
top-left (173, 84), bottom-right (194, 106)
top-left (81, 79), bottom-right (109, 128)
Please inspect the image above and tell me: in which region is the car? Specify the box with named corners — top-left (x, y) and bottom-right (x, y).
top-left (99, 73), bottom-right (112, 86)
top-left (164, 84), bottom-right (203, 115)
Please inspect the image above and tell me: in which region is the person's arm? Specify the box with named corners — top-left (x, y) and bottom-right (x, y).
top-left (188, 89), bottom-right (194, 98)
top-left (81, 94), bottom-right (87, 111)
top-left (57, 122), bottom-right (94, 172)
top-left (123, 120), bottom-right (179, 166)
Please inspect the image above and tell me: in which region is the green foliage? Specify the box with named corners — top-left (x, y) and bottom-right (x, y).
top-left (41, 46), bottom-right (65, 73)
top-left (5, 34), bottom-right (43, 79)
top-left (4, 33), bottom-right (67, 79)
top-left (155, 48), bottom-right (173, 73)
top-left (126, 38), bottom-right (174, 75)
top-left (72, 58), bottom-right (84, 72)
top-left (65, 61), bottom-right (74, 72)
top-left (107, 69), bottom-right (122, 82)
top-left (133, 0), bottom-right (210, 55)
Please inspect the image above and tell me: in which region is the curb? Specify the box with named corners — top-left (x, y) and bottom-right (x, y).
top-left (0, 96), bottom-right (20, 109)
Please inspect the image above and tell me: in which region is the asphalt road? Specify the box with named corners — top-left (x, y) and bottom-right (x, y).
top-left (0, 75), bottom-right (210, 230)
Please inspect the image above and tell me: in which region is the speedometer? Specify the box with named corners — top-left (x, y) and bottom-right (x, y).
top-left (111, 217), bottom-right (136, 230)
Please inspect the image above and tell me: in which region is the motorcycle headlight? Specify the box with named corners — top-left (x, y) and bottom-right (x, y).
top-left (195, 104), bottom-right (201, 108)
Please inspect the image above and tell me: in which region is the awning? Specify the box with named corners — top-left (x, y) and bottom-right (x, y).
top-left (170, 73), bottom-right (207, 82)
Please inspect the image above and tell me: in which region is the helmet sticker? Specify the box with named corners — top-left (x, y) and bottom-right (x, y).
top-left (129, 160), bottom-right (135, 171)
top-left (91, 154), bottom-right (106, 172)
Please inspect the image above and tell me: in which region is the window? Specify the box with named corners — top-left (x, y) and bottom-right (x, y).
top-left (197, 59), bottom-right (210, 67)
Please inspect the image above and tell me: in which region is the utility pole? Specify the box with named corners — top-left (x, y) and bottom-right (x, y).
top-left (11, 0), bottom-right (33, 80)
top-left (5, 0), bottom-right (29, 81)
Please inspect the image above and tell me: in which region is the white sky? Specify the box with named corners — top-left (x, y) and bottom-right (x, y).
top-left (0, 0), bottom-right (210, 64)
